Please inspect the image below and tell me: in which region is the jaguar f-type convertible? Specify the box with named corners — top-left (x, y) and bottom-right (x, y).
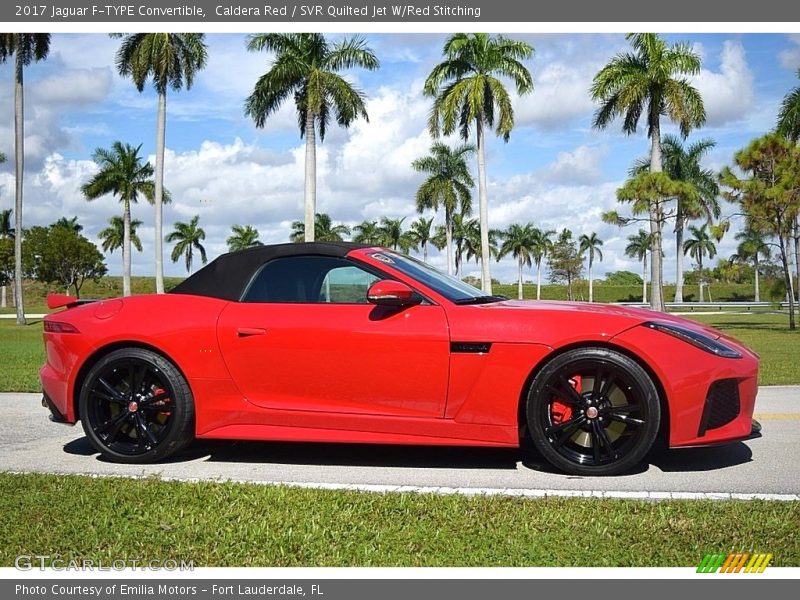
top-left (40, 242), bottom-right (759, 475)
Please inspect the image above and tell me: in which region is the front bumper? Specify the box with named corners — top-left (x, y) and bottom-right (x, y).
top-left (610, 324), bottom-right (759, 448)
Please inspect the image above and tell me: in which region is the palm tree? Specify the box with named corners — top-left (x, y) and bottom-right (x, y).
top-left (625, 230), bottom-right (651, 303)
top-left (167, 215), bottom-right (207, 274)
top-left (112, 33), bottom-right (208, 294)
top-left (290, 213), bottom-right (351, 242)
top-left (1, 33), bottom-right (50, 325)
top-left (591, 33), bottom-right (705, 311)
top-left (378, 217), bottom-right (406, 250)
top-left (733, 226), bottom-right (770, 302)
top-left (0, 207), bottom-right (11, 308)
top-left (412, 142), bottom-right (475, 274)
top-left (633, 135), bottom-right (719, 303)
top-left (99, 215), bottom-right (143, 255)
top-left (246, 34), bottom-right (378, 243)
top-left (684, 224), bottom-right (717, 302)
top-left (498, 223), bottom-right (536, 300)
top-left (777, 69), bottom-right (800, 142)
top-left (0, 208), bottom-right (12, 239)
top-left (404, 217), bottom-right (434, 262)
top-left (53, 216), bottom-right (83, 233)
top-left (530, 228), bottom-right (554, 300)
top-left (424, 33), bottom-right (533, 294)
top-left (353, 220), bottom-right (382, 245)
top-left (578, 232), bottom-right (604, 303)
top-left (82, 142), bottom-right (157, 297)
top-left (227, 225), bottom-right (262, 252)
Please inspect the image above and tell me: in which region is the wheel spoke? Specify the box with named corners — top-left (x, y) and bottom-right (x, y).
top-left (134, 414), bottom-right (158, 446)
top-left (96, 378), bottom-right (126, 403)
top-left (591, 427), bottom-right (601, 464)
top-left (96, 411), bottom-right (129, 442)
top-left (608, 413), bottom-right (645, 426)
top-left (605, 404), bottom-right (642, 414)
top-left (546, 414), bottom-right (586, 437)
top-left (593, 421), bottom-right (617, 460)
top-left (592, 367), bottom-right (604, 398)
top-left (554, 374), bottom-right (586, 407)
top-left (599, 373), bottom-right (617, 399)
top-left (552, 415), bottom-right (587, 449)
top-left (140, 391), bottom-right (170, 405)
top-left (128, 363), bottom-right (148, 396)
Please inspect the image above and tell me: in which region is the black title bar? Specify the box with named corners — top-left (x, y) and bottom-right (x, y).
top-left (4, 0), bottom-right (800, 22)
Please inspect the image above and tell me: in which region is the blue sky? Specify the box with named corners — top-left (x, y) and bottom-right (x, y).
top-left (0, 32), bottom-right (799, 282)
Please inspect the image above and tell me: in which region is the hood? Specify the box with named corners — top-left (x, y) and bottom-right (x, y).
top-left (447, 299), bottom-right (726, 346)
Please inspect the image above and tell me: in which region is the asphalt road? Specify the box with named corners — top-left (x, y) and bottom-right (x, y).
top-left (1, 387), bottom-right (798, 497)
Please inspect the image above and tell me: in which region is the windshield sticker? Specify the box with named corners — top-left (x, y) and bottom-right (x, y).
top-left (370, 253), bottom-right (395, 265)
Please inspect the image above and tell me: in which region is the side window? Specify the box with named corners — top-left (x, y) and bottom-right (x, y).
top-left (320, 266), bottom-right (380, 304)
top-left (242, 256), bottom-right (381, 304)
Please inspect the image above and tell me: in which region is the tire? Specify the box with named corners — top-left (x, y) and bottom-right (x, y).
top-left (79, 347), bottom-right (195, 464)
top-left (525, 347), bottom-right (661, 476)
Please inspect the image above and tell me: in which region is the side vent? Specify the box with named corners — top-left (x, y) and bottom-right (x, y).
top-left (698, 379), bottom-right (741, 436)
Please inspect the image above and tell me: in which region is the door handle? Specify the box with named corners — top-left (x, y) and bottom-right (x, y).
top-left (237, 327), bottom-right (267, 337)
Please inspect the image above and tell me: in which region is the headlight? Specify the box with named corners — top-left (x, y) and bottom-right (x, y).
top-left (643, 321), bottom-right (742, 359)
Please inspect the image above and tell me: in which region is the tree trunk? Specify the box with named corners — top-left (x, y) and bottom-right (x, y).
top-left (123, 200), bottom-right (131, 297)
top-left (1, 285), bottom-right (5, 308)
top-left (517, 257), bottom-right (523, 300)
top-left (445, 211), bottom-right (454, 276)
top-left (187, 247), bottom-right (192, 274)
top-left (754, 255), bottom-right (760, 303)
top-left (674, 210), bottom-right (685, 303)
top-left (14, 53), bottom-right (26, 325)
top-left (475, 118), bottom-right (492, 294)
top-left (304, 109), bottom-right (316, 242)
top-left (698, 255), bottom-right (704, 303)
top-left (154, 91), bottom-right (167, 294)
top-left (648, 119), bottom-right (665, 312)
top-left (642, 255), bottom-right (648, 303)
top-left (536, 261), bottom-right (542, 300)
top-left (794, 215), bottom-right (800, 301)
top-left (423, 241), bottom-right (428, 263)
top-left (778, 233), bottom-right (796, 329)
top-left (588, 256), bottom-right (593, 302)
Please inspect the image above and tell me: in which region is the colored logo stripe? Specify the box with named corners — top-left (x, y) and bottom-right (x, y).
top-left (697, 553), bottom-right (771, 573)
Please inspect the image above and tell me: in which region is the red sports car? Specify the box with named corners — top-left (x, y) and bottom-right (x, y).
top-left (40, 242), bottom-right (760, 475)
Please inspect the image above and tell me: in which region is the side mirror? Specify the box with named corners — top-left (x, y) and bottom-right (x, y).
top-left (367, 280), bottom-right (420, 307)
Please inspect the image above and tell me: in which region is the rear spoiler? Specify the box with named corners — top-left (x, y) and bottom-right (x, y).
top-left (46, 294), bottom-right (98, 310)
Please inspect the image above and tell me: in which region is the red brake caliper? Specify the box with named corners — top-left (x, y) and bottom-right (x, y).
top-left (550, 375), bottom-right (581, 425)
top-left (151, 386), bottom-right (172, 416)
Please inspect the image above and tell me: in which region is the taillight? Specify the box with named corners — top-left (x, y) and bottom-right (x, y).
top-left (43, 321), bottom-right (80, 334)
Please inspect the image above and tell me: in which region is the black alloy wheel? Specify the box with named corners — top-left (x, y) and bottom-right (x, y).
top-left (526, 347), bottom-right (661, 476)
top-left (79, 348), bottom-right (194, 463)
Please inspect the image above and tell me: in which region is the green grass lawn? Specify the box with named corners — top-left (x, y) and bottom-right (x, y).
top-left (0, 473), bottom-right (796, 567)
top-left (1, 313), bottom-right (798, 393)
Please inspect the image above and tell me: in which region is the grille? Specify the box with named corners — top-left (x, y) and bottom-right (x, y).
top-left (698, 379), bottom-right (741, 436)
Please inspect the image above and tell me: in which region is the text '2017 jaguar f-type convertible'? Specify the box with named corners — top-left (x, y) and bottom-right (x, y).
top-left (40, 242), bottom-right (760, 475)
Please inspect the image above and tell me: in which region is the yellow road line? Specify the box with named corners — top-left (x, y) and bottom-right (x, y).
top-left (753, 413), bottom-right (800, 420)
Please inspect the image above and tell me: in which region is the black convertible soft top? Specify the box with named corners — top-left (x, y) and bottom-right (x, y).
top-left (170, 242), bottom-right (370, 301)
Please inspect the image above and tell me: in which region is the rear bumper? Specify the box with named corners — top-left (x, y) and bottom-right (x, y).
top-left (41, 392), bottom-right (72, 425)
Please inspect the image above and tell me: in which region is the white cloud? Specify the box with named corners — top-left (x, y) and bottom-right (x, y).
top-left (539, 144), bottom-right (608, 184)
top-left (515, 62), bottom-right (597, 129)
top-left (691, 40), bottom-right (754, 126)
top-left (779, 34), bottom-right (800, 70)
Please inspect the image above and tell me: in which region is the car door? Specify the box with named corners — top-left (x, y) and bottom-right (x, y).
top-left (216, 255), bottom-right (450, 418)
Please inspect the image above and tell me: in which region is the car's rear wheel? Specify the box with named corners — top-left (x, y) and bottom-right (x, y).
top-left (79, 348), bottom-right (194, 463)
top-left (526, 347), bottom-right (661, 476)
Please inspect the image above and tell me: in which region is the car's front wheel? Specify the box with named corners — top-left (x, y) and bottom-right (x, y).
top-left (526, 347), bottom-right (661, 476)
top-left (79, 348), bottom-right (194, 463)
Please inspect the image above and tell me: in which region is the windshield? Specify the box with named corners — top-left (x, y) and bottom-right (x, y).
top-left (369, 251), bottom-right (506, 304)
